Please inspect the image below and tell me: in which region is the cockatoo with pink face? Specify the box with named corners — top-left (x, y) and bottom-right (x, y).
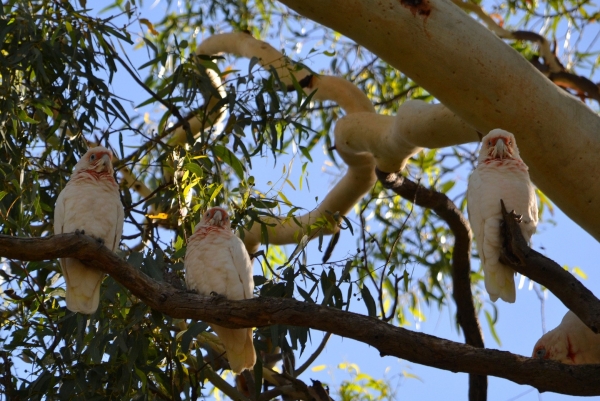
top-left (54, 146), bottom-right (124, 314)
top-left (532, 311), bottom-right (600, 364)
top-left (184, 207), bottom-right (256, 373)
top-left (467, 129), bottom-right (538, 303)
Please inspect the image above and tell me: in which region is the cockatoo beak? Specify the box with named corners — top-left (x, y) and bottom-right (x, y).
top-left (493, 138), bottom-right (506, 160)
top-left (101, 153), bottom-right (112, 171)
top-left (212, 210), bottom-right (223, 225)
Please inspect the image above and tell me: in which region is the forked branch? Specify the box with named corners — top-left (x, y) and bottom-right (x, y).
top-left (376, 169), bottom-right (487, 401)
top-left (499, 200), bottom-right (600, 333)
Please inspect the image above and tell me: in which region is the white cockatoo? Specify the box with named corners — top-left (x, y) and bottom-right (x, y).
top-left (467, 129), bottom-right (538, 303)
top-left (532, 311), bottom-right (600, 364)
top-left (184, 207), bottom-right (256, 373)
top-left (54, 146), bottom-right (124, 314)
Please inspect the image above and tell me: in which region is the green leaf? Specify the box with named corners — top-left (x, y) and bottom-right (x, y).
top-left (361, 286), bottom-right (377, 317)
top-left (213, 145), bottom-right (245, 179)
top-left (298, 145), bottom-right (313, 162)
top-left (297, 286), bottom-right (315, 303)
top-left (485, 310), bottom-right (501, 346)
top-left (181, 322), bottom-right (208, 352)
top-left (572, 266), bottom-right (588, 280)
top-left (18, 110), bottom-right (38, 124)
top-left (207, 183), bottom-right (224, 204)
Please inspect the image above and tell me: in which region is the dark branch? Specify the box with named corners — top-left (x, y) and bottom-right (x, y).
top-left (376, 168), bottom-right (486, 401)
top-left (499, 200), bottom-right (600, 333)
top-left (294, 332), bottom-right (332, 376)
top-left (1, 233), bottom-right (600, 396)
top-left (510, 31), bottom-right (600, 103)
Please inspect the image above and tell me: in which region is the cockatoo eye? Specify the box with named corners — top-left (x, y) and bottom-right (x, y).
top-left (535, 348), bottom-right (546, 358)
top-left (90, 154), bottom-right (96, 161)
top-left (487, 140), bottom-right (492, 146)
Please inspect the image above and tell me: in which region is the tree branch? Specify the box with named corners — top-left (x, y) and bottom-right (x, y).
top-left (275, 0), bottom-right (600, 245)
top-left (499, 200), bottom-right (600, 333)
top-left (0, 234), bottom-right (599, 395)
top-left (375, 169), bottom-right (486, 401)
top-left (294, 332), bottom-right (332, 377)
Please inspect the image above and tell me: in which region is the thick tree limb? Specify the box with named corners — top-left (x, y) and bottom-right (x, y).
top-left (499, 200), bottom-right (600, 334)
top-left (376, 169), bottom-right (486, 401)
top-left (276, 0), bottom-right (600, 245)
top-left (188, 34), bottom-right (479, 255)
top-left (453, 0), bottom-right (600, 102)
top-left (1, 234), bottom-right (599, 395)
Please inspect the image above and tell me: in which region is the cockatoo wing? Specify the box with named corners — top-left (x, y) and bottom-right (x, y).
top-left (468, 164), bottom-right (537, 303)
top-left (54, 177), bottom-right (123, 314)
top-left (468, 168), bottom-right (514, 302)
top-left (467, 169), bottom-right (485, 265)
top-left (109, 201), bottom-right (125, 251)
top-left (185, 230), bottom-right (256, 373)
top-left (230, 236), bottom-right (254, 300)
top-left (54, 183), bottom-right (104, 314)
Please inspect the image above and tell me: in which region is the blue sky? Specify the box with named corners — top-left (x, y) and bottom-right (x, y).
top-left (88, 1), bottom-right (600, 399)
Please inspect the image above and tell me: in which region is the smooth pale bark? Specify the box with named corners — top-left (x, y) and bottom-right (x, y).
top-left (193, 33), bottom-right (379, 252)
top-left (192, 33), bottom-right (480, 252)
top-left (276, 0), bottom-right (600, 242)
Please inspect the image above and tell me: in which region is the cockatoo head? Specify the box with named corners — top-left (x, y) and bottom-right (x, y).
top-left (532, 327), bottom-right (573, 363)
top-left (74, 146), bottom-right (114, 174)
top-left (478, 129), bottom-right (522, 163)
top-left (199, 207), bottom-right (231, 229)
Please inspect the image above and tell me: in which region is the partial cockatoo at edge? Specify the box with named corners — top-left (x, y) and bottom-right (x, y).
top-left (54, 146), bottom-right (124, 314)
top-left (467, 129), bottom-right (538, 303)
top-left (532, 311), bottom-right (600, 364)
top-left (184, 207), bottom-right (256, 373)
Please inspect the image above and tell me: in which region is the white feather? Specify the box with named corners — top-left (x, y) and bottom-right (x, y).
top-left (184, 207), bottom-right (256, 373)
top-left (532, 311), bottom-right (600, 364)
top-left (467, 129), bottom-right (538, 303)
top-left (54, 147), bottom-right (124, 314)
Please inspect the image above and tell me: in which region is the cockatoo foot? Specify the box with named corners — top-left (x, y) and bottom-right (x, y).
top-left (510, 210), bottom-right (523, 223)
top-left (210, 291), bottom-right (227, 300)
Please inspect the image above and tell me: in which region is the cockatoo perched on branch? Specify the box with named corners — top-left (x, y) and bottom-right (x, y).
top-left (54, 146), bottom-right (124, 314)
top-left (184, 207), bottom-right (256, 373)
top-left (532, 311), bottom-right (600, 364)
top-left (467, 129), bottom-right (538, 303)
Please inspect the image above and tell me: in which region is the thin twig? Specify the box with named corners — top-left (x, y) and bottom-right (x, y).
top-left (294, 332), bottom-right (332, 376)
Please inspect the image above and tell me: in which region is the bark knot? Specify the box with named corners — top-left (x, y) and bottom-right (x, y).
top-left (400, 0), bottom-right (431, 17)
